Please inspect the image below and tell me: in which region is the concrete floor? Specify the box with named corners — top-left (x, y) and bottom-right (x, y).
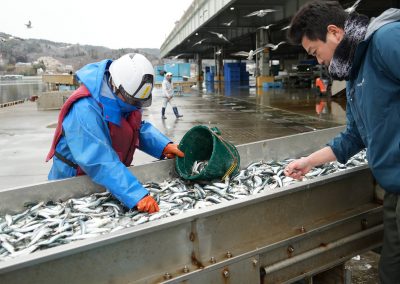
top-left (0, 83), bottom-right (379, 282)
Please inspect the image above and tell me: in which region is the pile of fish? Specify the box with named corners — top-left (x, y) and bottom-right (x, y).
top-left (191, 160), bottom-right (208, 175)
top-left (0, 150), bottom-right (367, 260)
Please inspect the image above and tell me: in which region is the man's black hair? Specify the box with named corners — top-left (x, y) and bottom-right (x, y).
top-left (288, 0), bottom-right (348, 45)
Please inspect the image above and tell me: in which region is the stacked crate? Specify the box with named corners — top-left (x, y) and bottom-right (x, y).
top-left (205, 66), bottom-right (215, 82)
top-left (239, 63), bottom-right (249, 85)
top-left (224, 63), bottom-right (240, 82)
top-left (224, 63), bottom-right (249, 85)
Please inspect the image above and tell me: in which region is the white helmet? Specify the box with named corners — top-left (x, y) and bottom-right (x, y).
top-left (109, 53), bottom-right (154, 107)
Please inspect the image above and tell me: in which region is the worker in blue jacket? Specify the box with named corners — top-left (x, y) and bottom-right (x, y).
top-left (283, 1), bottom-right (400, 282)
top-left (46, 53), bottom-right (184, 213)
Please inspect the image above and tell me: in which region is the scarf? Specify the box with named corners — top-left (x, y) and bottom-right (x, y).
top-left (328, 13), bottom-right (369, 80)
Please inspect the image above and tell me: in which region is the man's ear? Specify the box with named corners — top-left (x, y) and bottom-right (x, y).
top-left (327, 25), bottom-right (343, 40)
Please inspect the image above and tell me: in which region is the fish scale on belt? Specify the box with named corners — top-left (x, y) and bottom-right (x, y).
top-left (0, 150), bottom-right (367, 260)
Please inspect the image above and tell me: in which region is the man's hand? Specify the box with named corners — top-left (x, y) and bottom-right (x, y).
top-left (284, 157), bottom-right (313, 180)
top-left (136, 195), bottom-right (159, 213)
top-left (162, 143), bottom-right (184, 159)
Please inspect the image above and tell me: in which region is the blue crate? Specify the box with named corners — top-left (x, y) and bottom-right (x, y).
top-left (155, 75), bottom-right (165, 83)
top-left (178, 63), bottom-right (190, 77)
top-left (262, 82), bottom-right (273, 89)
top-left (239, 63), bottom-right (246, 73)
top-left (225, 76), bottom-right (240, 82)
top-left (164, 64), bottom-right (179, 76)
top-left (262, 82), bottom-right (283, 89)
top-left (206, 72), bottom-right (214, 82)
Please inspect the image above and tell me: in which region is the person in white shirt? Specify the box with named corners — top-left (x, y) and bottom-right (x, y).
top-left (161, 72), bottom-right (183, 119)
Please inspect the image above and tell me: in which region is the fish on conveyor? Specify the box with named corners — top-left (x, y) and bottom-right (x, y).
top-left (0, 150), bottom-right (367, 260)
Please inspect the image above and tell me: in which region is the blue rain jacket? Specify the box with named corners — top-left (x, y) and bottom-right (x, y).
top-left (328, 9), bottom-right (400, 192)
top-left (48, 59), bottom-right (171, 208)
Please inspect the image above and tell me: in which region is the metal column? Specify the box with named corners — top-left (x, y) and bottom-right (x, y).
top-left (196, 53), bottom-right (203, 88)
top-left (257, 29), bottom-right (270, 76)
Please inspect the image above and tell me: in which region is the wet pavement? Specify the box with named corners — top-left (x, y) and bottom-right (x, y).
top-left (148, 84), bottom-right (346, 143)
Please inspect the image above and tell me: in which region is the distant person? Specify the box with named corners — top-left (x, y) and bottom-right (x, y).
top-left (283, 1), bottom-right (400, 283)
top-left (46, 53), bottom-right (184, 213)
top-left (161, 72), bottom-right (183, 119)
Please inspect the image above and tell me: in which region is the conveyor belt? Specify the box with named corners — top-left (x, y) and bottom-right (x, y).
top-left (0, 126), bottom-right (383, 283)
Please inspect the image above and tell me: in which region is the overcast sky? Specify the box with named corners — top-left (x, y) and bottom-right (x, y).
top-left (1, 0), bottom-right (193, 49)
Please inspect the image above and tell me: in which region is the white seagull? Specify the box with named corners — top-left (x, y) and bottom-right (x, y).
top-left (209, 31), bottom-right (230, 43)
top-left (171, 54), bottom-right (185, 60)
top-left (231, 46), bottom-right (266, 60)
top-left (221, 20), bottom-right (234, 26)
top-left (265, 41), bottom-right (287, 51)
top-left (257, 24), bottom-right (275, 30)
top-left (244, 9), bottom-right (276, 18)
top-left (345, 0), bottom-right (362, 13)
top-left (192, 38), bottom-right (207, 47)
top-left (25, 20), bottom-right (32, 29)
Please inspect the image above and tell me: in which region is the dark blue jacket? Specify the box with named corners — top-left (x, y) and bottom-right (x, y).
top-left (329, 9), bottom-right (400, 192)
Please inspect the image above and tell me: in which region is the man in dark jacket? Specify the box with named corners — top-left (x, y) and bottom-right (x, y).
top-left (283, 1), bottom-right (400, 282)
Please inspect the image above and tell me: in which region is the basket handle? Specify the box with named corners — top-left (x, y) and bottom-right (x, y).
top-left (208, 126), bottom-right (239, 180)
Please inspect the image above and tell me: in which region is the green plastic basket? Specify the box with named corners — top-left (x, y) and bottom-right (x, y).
top-left (175, 125), bottom-right (240, 181)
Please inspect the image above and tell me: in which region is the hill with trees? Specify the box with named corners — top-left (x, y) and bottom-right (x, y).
top-left (0, 32), bottom-right (161, 74)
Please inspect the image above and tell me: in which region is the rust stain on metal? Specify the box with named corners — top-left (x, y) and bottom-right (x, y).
top-left (189, 232), bottom-right (195, 242)
top-left (287, 245), bottom-right (295, 258)
top-left (191, 251), bottom-right (204, 269)
top-left (299, 226), bottom-right (306, 233)
top-left (163, 272), bottom-right (172, 280)
top-left (222, 268), bottom-right (230, 284)
top-left (182, 265), bottom-right (189, 273)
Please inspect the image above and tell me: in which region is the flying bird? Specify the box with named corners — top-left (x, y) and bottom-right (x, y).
top-left (345, 0), bottom-right (362, 13)
top-left (244, 9), bottom-right (276, 18)
top-left (209, 31), bottom-right (230, 43)
top-left (281, 25), bottom-right (291, 31)
top-left (221, 20), bottom-right (234, 26)
top-left (25, 20), bottom-right (32, 28)
top-left (257, 24), bottom-right (275, 30)
top-left (231, 46), bottom-right (266, 60)
top-left (265, 41), bottom-right (287, 51)
top-left (215, 49), bottom-right (222, 55)
top-left (171, 53), bottom-right (185, 60)
top-left (192, 38), bottom-right (207, 47)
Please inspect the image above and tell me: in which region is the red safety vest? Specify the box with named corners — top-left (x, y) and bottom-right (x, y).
top-left (46, 85), bottom-right (142, 175)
